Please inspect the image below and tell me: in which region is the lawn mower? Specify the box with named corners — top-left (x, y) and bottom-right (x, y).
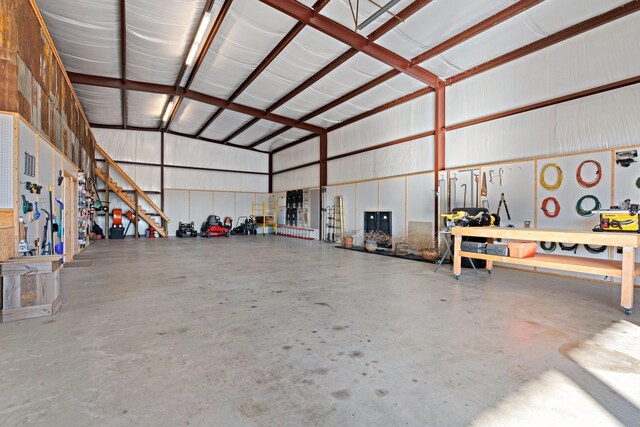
top-left (200, 215), bottom-right (232, 238)
top-left (230, 215), bottom-right (257, 235)
top-left (176, 221), bottom-right (198, 237)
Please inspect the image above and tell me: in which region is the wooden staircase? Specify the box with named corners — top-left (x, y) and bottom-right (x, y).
top-left (94, 144), bottom-right (170, 238)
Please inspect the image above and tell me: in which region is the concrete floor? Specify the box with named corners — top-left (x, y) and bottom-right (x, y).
top-left (1, 237), bottom-right (639, 426)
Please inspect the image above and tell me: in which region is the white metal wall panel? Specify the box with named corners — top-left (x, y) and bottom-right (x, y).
top-left (272, 164), bottom-right (319, 192)
top-left (164, 190), bottom-right (190, 235)
top-left (328, 137), bottom-right (435, 185)
top-left (189, 190), bottom-right (213, 227)
top-left (93, 128), bottom-right (162, 163)
top-left (445, 84), bottom-right (640, 169)
top-left (447, 12), bottom-right (640, 126)
top-left (165, 133), bottom-right (268, 172)
top-left (328, 94), bottom-right (434, 157)
top-left (407, 172), bottom-right (435, 226)
top-left (379, 177), bottom-right (406, 239)
top-left (213, 191), bottom-right (235, 221)
top-left (235, 192), bottom-right (255, 218)
top-left (335, 183), bottom-right (356, 236)
top-left (165, 167), bottom-right (268, 193)
top-left (118, 164), bottom-right (161, 192)
top-left (273, 137), bottom-right (319, 172)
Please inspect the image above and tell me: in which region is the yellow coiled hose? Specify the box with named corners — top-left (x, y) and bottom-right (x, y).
top-left (540, 163), bottom-right (563, 191)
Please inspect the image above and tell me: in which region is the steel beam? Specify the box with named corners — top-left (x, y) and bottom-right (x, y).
top-left (236, 0), bottom-right (433, 146)
top-left (258, 0), bottom-right (439, 87)
top-left (68, 72), bottom-right (323, 133)
top-left (120, 0), bottom-right (127, 128)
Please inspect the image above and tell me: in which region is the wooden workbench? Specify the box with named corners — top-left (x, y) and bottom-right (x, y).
top-left (450, 227), bottom-right (640, 314)
top-left (0, 255), bottom-right (63, 322)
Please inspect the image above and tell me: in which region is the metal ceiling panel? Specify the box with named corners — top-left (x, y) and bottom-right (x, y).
top-left (234, 26), bottom-right (350, 110)
top-left (168, 99), bottom-right (218, 134)
top-left (126, 90), bottom-right (169, 128)
top-left (254, 128), bottom-right (314, 152)
top-left (420, 0), bottom-right (630, 78)
top-left (36, 0), bottom-right (121, 78)
top-left (307, 73), bottom-right (425, 128)
top-left (188, 0), bottom-right (298, 99)
top-left (272, 52), bottom-right (393, 119)
top-left (126, 0), bottom-right (207, 85)
top-left (73, 84), bottom-right (122, 126)
top-left (199, 109), bottom-right (255, 140)
top-left (227, 121), bottom-right (286, 146)
top-left (376, 0), bottom-right (515, 60)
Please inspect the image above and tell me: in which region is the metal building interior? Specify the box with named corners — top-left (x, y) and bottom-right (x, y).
top-left (1, 0), bottom-right (639, 425)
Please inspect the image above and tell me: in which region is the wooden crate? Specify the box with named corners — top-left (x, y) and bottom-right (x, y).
top-left (1, 255), bottom-right (62, 322)
top-left (0, 227), bottom-right (15, 262)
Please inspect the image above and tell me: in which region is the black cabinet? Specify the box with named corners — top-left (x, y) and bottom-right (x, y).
top-left (364, 211), bottom-right (392, 248)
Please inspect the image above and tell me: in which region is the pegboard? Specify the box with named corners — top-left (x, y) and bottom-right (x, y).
top-left (0, 114), bottom-right (14, 208)
top-left (481, 161), bottom-right (535, 228)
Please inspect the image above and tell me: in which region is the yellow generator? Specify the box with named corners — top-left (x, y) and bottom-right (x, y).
top-left (593, 200), bottom-right (639, 233)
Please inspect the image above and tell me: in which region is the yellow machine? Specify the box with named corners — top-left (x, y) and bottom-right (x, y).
top-left (593, 200), bottom-right (639, 233)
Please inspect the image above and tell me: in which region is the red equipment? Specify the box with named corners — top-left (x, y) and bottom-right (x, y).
top-left (201, 215), bottom-right (231, 238)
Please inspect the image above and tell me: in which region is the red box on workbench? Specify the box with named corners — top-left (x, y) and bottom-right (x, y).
top-left (507, 242), bottom-right (537, 258)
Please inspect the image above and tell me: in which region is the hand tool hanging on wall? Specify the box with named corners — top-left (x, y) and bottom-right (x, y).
top-left (498, 168), bottom-right (504, 186)
top-left (480, 172), bottom-right (487, 197)
top-left (576, 195), bottom-right (601, 217)
top-left (489, 170), bottom-right (495, 184)
top-left (460, 184), bottom-right (467, 208)
top-left (57, 170), bottom-right (63, 186)
top-left (55, 199), bottom-right (64, 237)
top-left (497, 193), bottom-right (511, 220)
top-left (576, 160), bottom-right (602, 188)
top-left (48, 186), bottom-right (55, 248)
top-left (34, 202), bottom-right (41, 220)
top-left (474, 173), bottom-right (480, 206)
top-left (541, 197), bottom-right (560, 218)
top-left (636, 177), bottom-right (640, 189)
top-left (22, 195), bottom-right (33, 214)
top-left (540, 163), bottom-right (563, 191)
top-left (41, 209), bottom-right (51, 255)
top-left (449, 174), bottom-right (457, 209)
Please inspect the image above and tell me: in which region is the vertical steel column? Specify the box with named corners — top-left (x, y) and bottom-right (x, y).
top-left (268, 152), bottom-right (273, 194)
top-left (434, 80), bottom-right (446, 242)
top-left (160, 131), bottom-right (166, 235)
top-left (105, 162), bottom-right (110, 240)
top-left (319, 131), bottom-right (327, 240)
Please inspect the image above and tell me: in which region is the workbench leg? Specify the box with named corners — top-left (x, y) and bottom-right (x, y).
top-left (486, 238), bottom-right (493, 274)
top-left (453, 235), bottom-right (462, 279)
top-left (621, 247), bottom-right (635, 315)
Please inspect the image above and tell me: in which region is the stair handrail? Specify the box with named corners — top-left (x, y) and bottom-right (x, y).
top-left (95, 144), bottom-right (170, 223)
